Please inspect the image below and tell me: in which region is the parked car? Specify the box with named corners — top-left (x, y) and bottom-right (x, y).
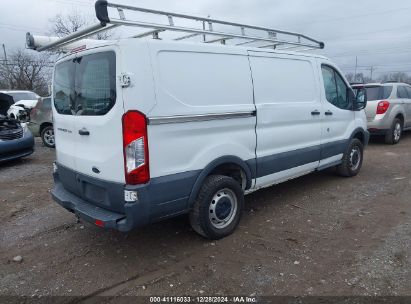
top-left (0, 91), bottom-right (31, 122)
top-left (28, 97), bottom-right (54, 148)
top-left (30, 3), bottom-right (369, 239)
top-left (0, 115), bottom-right (35, 163)
top-left (352, 82), bottom-right (411, 144)
top-left (0, 90), bottom-right (40, 120)
top-left (0, 93), bottom-right (15, 116)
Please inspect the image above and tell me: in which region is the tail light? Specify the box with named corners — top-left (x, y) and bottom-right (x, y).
top-left (376, 101), bottom-right (390, 115)
top-left (122, 111), bottom-right (150, 185)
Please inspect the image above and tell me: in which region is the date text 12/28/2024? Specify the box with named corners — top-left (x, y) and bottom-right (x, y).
top-left (149, 296), bottom-right (257, 303)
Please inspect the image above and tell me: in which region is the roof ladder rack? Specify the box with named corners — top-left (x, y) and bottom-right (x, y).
top-left (26, 0), bottom-right (325, 52)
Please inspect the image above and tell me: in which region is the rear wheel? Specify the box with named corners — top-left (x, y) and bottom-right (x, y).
top-left (41, 126), bottom-right (55, 148)
top-left (189, 175), bottom-right (244, 240)
top-left (337, 138), bottom-right (364, 177)
top-left (385, 118), bottom-right (402, 145)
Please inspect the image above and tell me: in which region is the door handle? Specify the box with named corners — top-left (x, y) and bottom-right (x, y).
top-left (325, 111), bottom-right (333, 116)
top-left (79, 128), bottom-right (90, 136)
top-left (311, 110), bottom-right (321, 116)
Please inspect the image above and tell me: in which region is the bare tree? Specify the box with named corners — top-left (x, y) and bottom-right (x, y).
top-left (0, 49), bottom-right (52, 96)
top-left (50, 11), bottom-right (86, 37)
top-left (380, 72), bottom-right (411, 84)
top-left (345, 73), bottom-right (355, 83)
top-left (345, 72), bottom-right (373, 84)
top-left (50, 10), bottom-right (114, 40)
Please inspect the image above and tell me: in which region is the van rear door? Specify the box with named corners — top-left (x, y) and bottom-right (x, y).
top-left (53, 49), bottom-right (126, 209)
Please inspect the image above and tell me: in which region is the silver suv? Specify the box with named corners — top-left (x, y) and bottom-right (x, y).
top-left (353, 82), bottom-right (411, 144)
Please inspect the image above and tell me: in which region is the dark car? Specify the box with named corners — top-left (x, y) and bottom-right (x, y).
top-left (0, 93), bottom-right (15, 116)
top-left (28, 97), bottom-right (54, 148)
top-left (0, 115), bottom-right (35, 163)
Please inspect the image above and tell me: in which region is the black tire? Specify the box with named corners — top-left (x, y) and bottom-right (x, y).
top-left (41, 126), bottom-right (55, 148)
top-left (189, 175), bottom-right (244, 240)
top-left (337, 138), bottom-right (364, 177)
top-left (385, 118), bottom-right (402, 145)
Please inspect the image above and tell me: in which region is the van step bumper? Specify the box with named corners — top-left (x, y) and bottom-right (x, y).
top-left (52, 180), bottom-right (128, 231)
top-left (51, 164), bottom-right (199, 232)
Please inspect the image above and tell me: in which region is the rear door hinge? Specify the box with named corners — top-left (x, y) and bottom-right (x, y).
top-left (118, 73), bottom-right (131, 88)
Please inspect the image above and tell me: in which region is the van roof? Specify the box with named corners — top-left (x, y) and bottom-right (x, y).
top-left (56, 37), bottom-right (328, 63)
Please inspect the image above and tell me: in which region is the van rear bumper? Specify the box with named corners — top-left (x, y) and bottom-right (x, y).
top-left (51, 165), bottom-right (200, 232)
top-left (52, 174), bottom-right (151, 232)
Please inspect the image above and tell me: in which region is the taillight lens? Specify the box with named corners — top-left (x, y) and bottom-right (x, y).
top-left (376, 101), bottom-right (390, 115)
top-left (122, 111), bottom-right (150, 185)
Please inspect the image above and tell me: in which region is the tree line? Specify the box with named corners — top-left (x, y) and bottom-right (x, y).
top-left (345, 72), bottom-right (411, 85)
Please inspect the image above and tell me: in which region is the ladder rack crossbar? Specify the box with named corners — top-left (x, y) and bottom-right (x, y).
top-left (106, 2), bottom-right (323, 47)
top-left (110, 18), bottom-right (321, 49)
top-left (27, 0), bottom-right (325, 52)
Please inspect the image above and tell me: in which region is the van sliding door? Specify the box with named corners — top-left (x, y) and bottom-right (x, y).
top-left (248, 51), bottom-right (323, 189)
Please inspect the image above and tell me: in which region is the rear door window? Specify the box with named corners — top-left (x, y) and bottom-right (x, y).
top-left (53, 51), bottom-right (116, 116)
top-left (397, 86), bottom-right (409, 99)
top-left (54, 60), bottom-right (74, 115)
top-left (365, 86), bottom-right (393, 101)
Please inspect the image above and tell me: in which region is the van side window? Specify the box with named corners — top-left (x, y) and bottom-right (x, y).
top-left (397, 86), bottom-right (409, 99)
top-left (321, 65), bottom-right (350, 110)
top-left (406, 87), bottom-right (411, 98)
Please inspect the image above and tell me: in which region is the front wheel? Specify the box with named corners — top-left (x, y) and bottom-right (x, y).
top-left (41, 126), bottom-right (55, 148)
top-left (189, 175), bottom-right (244, 240)
top-left (337, 138), bottom-right (364, 177)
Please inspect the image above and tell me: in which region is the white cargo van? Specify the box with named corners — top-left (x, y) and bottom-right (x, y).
top-left (27, 1), bottom-right (369, 239)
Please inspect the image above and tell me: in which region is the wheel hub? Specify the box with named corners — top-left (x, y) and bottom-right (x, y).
top-left (215, 198), bottom-right (232, 220)
top-left (349, 147), bottom-right (361, 171)
top-left (44, 130), bottom-right (55, 145)
top-left (394, 123), bottom-right (401, 142)
top-left (209, 188), bottom-right (238, 229)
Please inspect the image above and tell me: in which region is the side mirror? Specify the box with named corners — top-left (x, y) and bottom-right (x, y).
top-left (354, 88), bottom-right (367, 111)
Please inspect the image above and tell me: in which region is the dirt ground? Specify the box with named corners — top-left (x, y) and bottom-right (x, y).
top-left (1, 135), bottom-right (411, 298)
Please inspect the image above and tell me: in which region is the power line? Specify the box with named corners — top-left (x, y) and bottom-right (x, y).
top-left (281, 5), bottom-right (411, 29)
top-left (46, 0), bottom-right (95, 7)
top-left (0, 22), bottom-right (45, 32)
top-left (341, 63), bottom-right (411, 69)
top-left (322, 25), bottom-right (411, 42)
top-left (341, 68), bottom-right (411, 74)
top-left (325, 47), bottom-right (411, 58)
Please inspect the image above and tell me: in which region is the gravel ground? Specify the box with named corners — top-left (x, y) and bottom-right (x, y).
top-left (1, 136), bottom-right (411, 298)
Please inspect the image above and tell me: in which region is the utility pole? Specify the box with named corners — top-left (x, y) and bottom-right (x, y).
top-left (2, 44), bottom-right (12, 89)
top-left (369, 66), bottom-right (377, 81)
top-left (354, 56), bottom-right (358, 82)
top-left (2, 44), bottom-right (7, 62)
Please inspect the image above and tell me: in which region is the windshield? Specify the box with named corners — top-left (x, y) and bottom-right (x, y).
top-left (53, 51), bottom-right (116, 116)
top-left (365, 86), bottom-right (393, 101)
top-left (7, 92), bottom-right (39, 102)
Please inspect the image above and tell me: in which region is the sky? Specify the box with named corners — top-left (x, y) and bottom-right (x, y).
top-left (1, 0), bottom-right (411, 79)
